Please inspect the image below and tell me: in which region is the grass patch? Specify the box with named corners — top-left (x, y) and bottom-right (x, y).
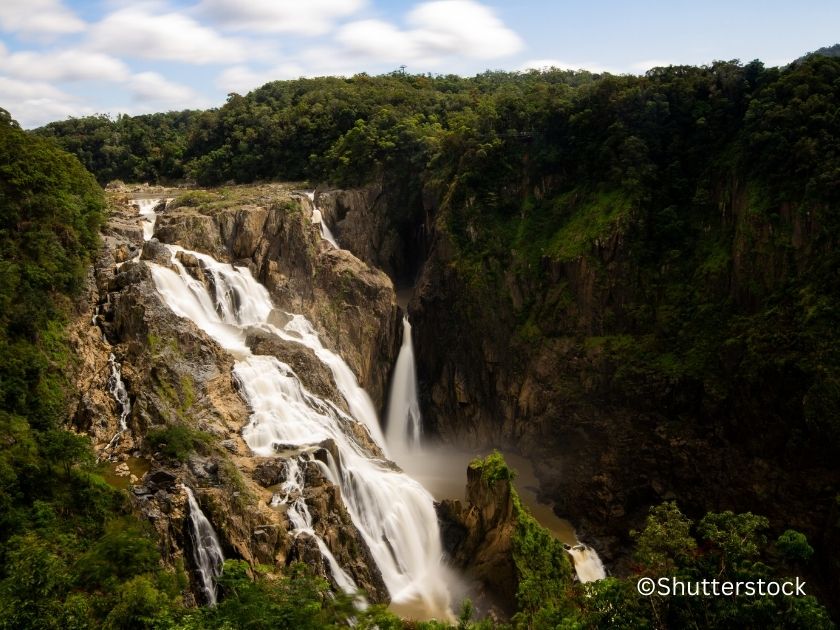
top-left (545, 189), bottom-right (633, 261)
top-left (145, 424), bottom-right (215, 463)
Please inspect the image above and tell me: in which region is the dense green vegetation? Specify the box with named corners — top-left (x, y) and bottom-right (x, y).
top-left (0, 108), bottom-right (185, 628)
top-left (35, 111), bottom-right (202, 185)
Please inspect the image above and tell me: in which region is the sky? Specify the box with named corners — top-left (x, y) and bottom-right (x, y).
top-left (0, 0), bottom-right (838, 128)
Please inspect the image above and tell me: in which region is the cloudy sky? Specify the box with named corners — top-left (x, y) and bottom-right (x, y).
top-left (1, 0), bottom-right (837, 128)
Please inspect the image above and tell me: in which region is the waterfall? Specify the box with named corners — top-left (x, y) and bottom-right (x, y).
top-left (108, 353), bottom-right (131, 432)
top-left (184, 486), bottom-right (225, 605)
top-left (105, 353), bottom-right (131, 450)
top-left (385, 317), bottom-right (423, 453)
top-left (271, 456), bottom-right (363, 601)
top-left (565, 544), bottom-right (606, 583)
top-left (306, 192), bottom-right (339, 248)
top-left (321, 221), bottom-right (340, 249)
top-left (135, 198), bottom-right (161, 241)
top-left (146, 238), bottom-right (452, 617)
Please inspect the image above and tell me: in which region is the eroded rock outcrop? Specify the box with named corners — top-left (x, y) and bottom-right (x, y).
top-left (152, 186), bottom-right (399, 409)
top-left (439, 463), bottom-right (518, 613)
top-left (438, 454), bottom-right (574, 618)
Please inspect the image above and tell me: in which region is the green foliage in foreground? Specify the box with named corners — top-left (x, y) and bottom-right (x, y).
top-left (0, 109), bottom-right (186, 629)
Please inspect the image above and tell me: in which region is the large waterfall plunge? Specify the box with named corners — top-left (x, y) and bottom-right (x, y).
top-left (385, 317), bottom-right (423, 454)
top-left (141, 204), bottom-right (451, 617)
top-left (382, 312), bottom-right (608, 587)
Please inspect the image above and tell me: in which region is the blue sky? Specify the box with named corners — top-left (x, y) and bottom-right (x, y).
top-left (0, 0), bottom-right (837, 128)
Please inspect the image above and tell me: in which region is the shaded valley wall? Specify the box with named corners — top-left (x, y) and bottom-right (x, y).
top-left (322, 179), bottom-right (840, 609)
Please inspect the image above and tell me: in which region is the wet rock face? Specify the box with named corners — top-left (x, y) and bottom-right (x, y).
top-left (69, 189), bottom-right (398, 607)
top-left (150, 190), bottom-right (400, 410)
top-left (315, 185), bottom-right (400, 278)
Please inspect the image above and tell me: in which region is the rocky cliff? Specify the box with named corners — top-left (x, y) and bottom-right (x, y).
top-left (313, 178), bottom-right (840, 608)
top-left (152, 186), bottom-right (400, 409)
top-left (414, 182), bottom-right (840, 602)
top-left (438, 452), bottom-right (574, 619)
top-left (68, 186), bottom-right (399, 604)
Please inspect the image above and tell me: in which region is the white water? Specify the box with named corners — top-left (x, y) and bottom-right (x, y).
top-left (184, 486), bottom-right (225, 605)
top-left (108, 353), bottom-right (131, 432)
top-left (566, 544), bottom-right (606, 583)
top-left (135, 198), bottom-right (162, 241)
top-left (104, 353), bottom-right (131, 451)
top-left (271, 456), bottom-right (363, 601)
top-left (306, 192), bottom-right (339, 248)
top-left (385, 317), bottom-right (423, 453)
top-left (145, 227), bottom-right (451, 617)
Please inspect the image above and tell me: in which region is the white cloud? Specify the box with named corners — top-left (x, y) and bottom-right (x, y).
top-left (0, 49), bottom-right (130, 82)
top-left (216, 64), bottom-right (306, 93)
top-left (338, 20), bottom-right (424, 63)
top-left (519, 59), bottom-right (618, 74)
top-left (130, 71), bottom-right (210, 107)
top-left (0, 0), bottom-right (85, 37)
top-left (0, 76), bottom-right (93, 128)
top-left (88, 7), bottom-right (248, 64)
top-left (408, 1), bottom-right (521, 58)
top-left (337, 0), bottom-right (522, 64)
top-left (199, 0), bottom-right (366, 36)
top-left (629, 59), bottom-right (677, 72)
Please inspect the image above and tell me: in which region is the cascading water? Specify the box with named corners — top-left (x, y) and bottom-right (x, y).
top-left (145, 228), bottom-right (452, 617)
top-left (306, 192), bottom-right (339, 248)
top-left (385, 317), bottom-right (423, 453)
top-left (271, 456), bottom-right (363, 601)
top-left (184, 486), bottom-right (225, 605)
top-left (108, 353), bottom-right (131, 432)
top-left (135, 198), bottom-right (162, 241)
top-left (565, 544), bottom-right (606, 583)
top-left (105, 353), bottom-right (131, 450)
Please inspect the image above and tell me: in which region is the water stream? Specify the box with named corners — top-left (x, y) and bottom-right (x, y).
top-left (270, 455), bottom-right (364, 601)
top-left (306, 192), bottom-right (339, 248)
top-left (565, 544), bottom-right (607, 583)
top-left (385, 317), bottom-right (423, 453)
top-left (104, 352), bottom-right (131, 450)
top-left (184, 486), bottom-right (225, 605)
top-left (135, 197), bottom-right (163, 241)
